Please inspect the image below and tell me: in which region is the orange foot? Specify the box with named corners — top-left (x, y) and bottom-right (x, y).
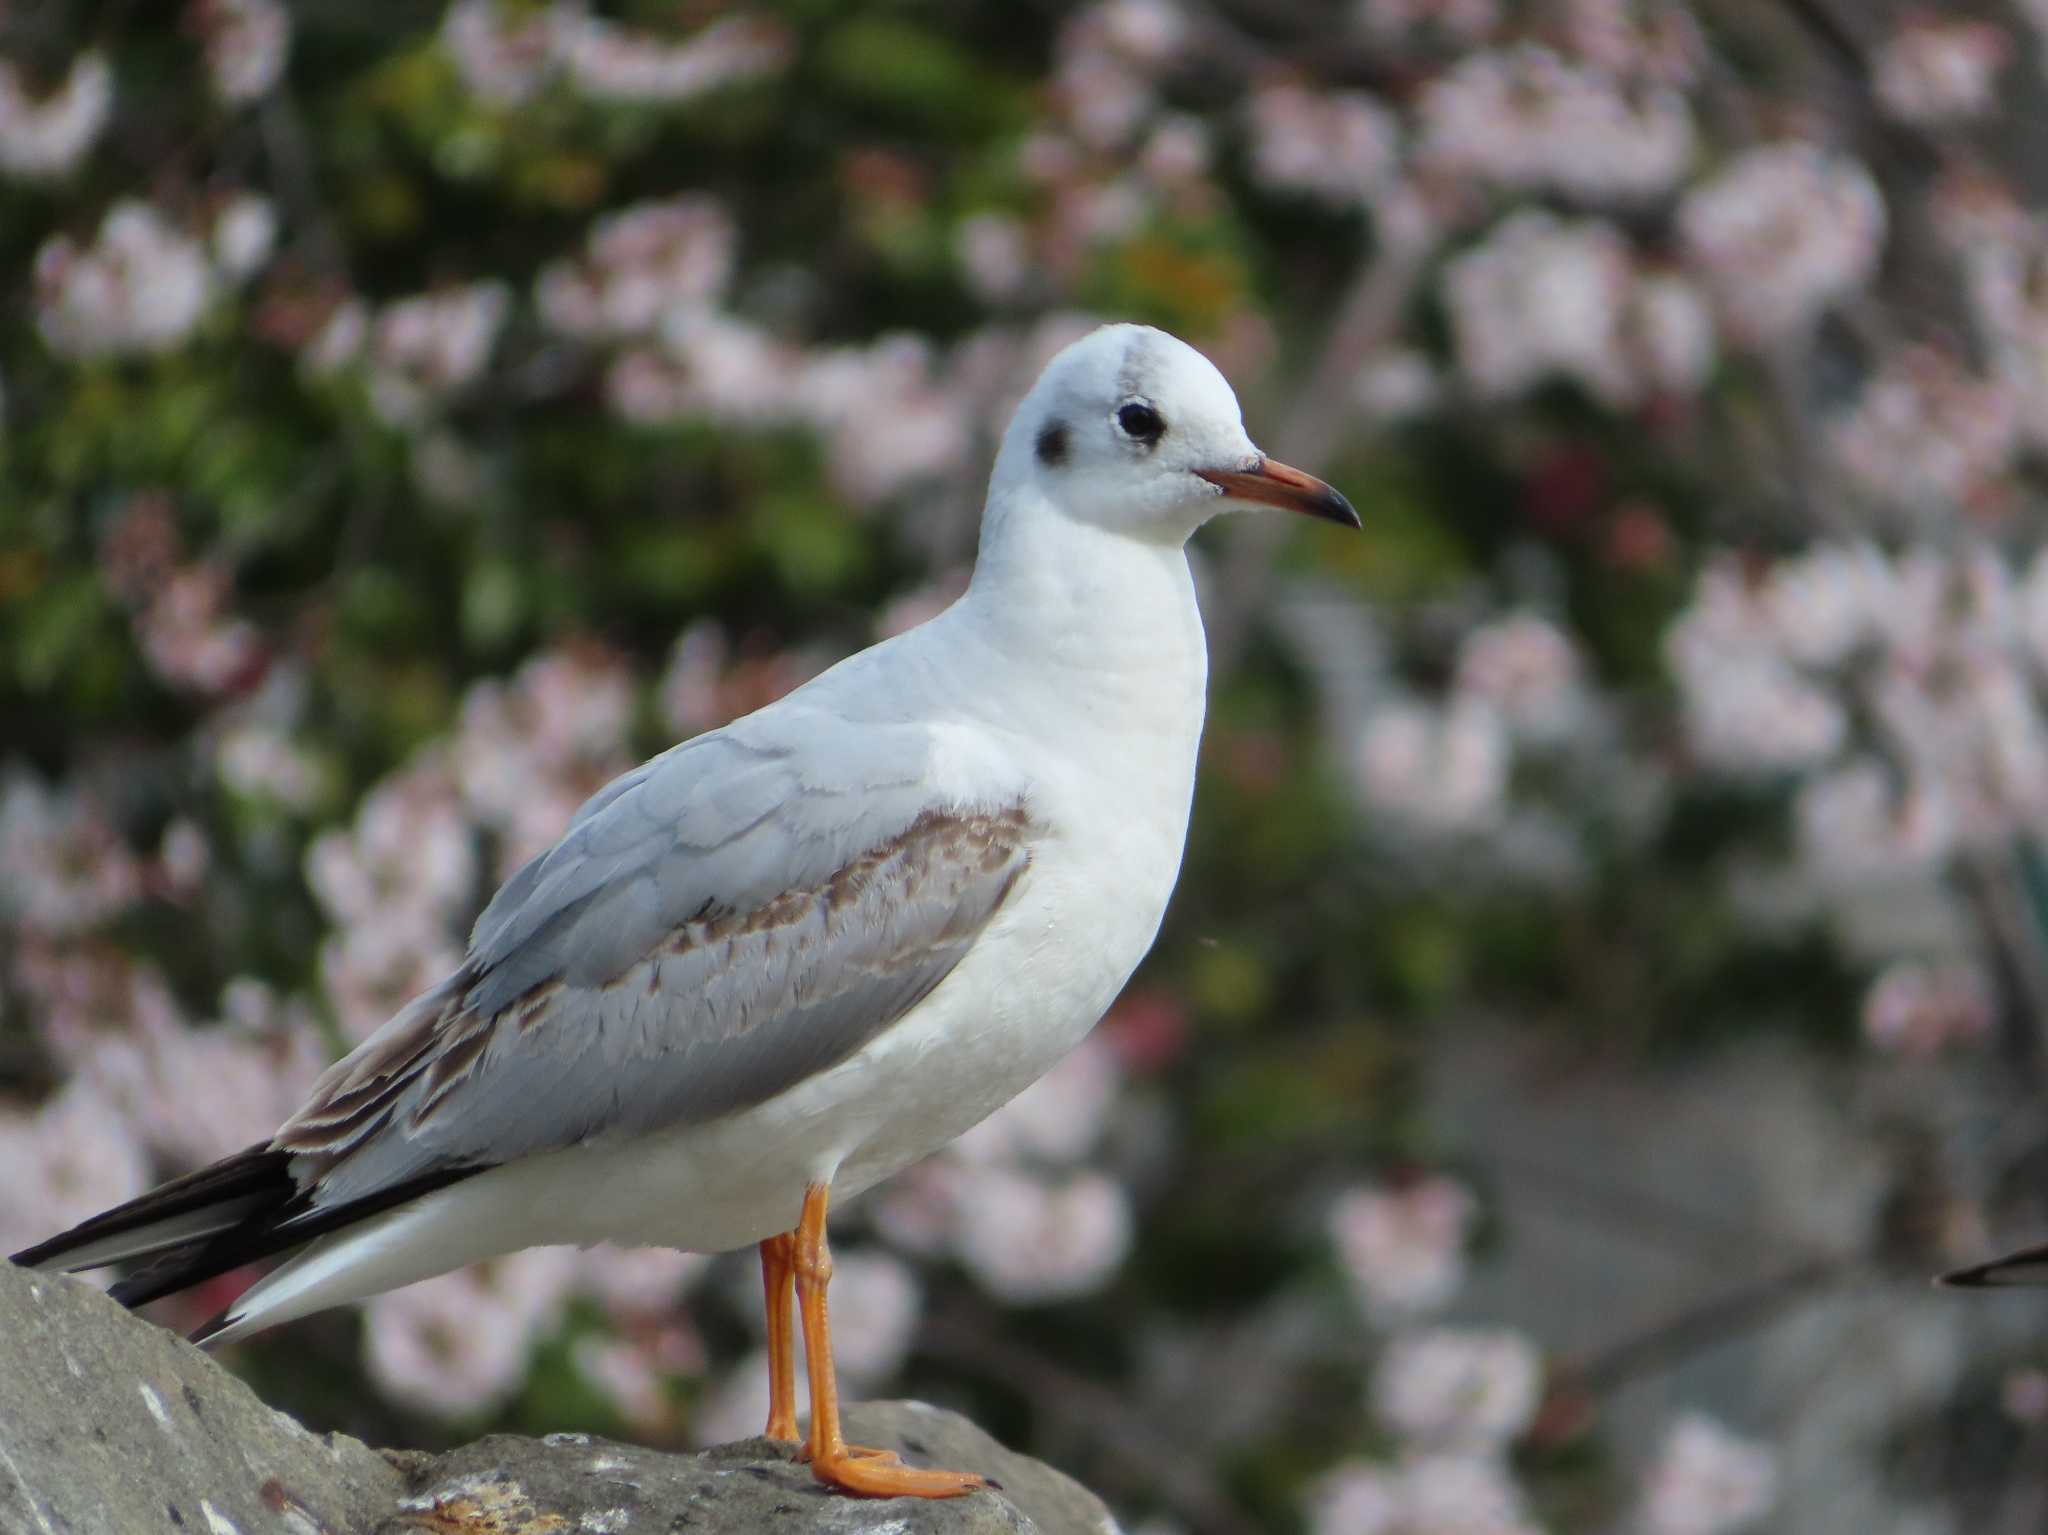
top-left (809, 1445), bottom-right (986, 1499)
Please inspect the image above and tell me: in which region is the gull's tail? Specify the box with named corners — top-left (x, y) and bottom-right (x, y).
top-left (11, 1143), bottom-right (297, 1308)
top-left (1942, 1243), bottom-right (2048, 1289)
top-left (10, 1142), bottom-right (474, 1342)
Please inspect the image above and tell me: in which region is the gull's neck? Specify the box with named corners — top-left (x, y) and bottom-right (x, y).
top-left (951, 483), bottom-right (1209, 746)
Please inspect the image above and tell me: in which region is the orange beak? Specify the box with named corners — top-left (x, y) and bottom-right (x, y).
top-left (1195, 458), bottom-right (1360, 528)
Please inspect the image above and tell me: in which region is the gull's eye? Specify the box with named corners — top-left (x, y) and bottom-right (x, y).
top-left (1116, 401), bottom-right (1166, 445)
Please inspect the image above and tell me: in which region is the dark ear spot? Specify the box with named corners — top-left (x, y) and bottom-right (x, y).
top-left (1035, 420), bottom-right (1069, 467)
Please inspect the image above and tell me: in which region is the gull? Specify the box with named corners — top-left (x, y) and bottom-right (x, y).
top-left (14, 322), bottom-right (1357, 1498)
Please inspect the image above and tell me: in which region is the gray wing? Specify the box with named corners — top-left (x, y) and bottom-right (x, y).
top-left (275, 707), bottom-right (1035, 1212)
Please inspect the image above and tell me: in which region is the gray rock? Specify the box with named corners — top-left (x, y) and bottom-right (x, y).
top-left (0, 1263), bottom-right (1114, 1535)
top-left (0, 1262), bottom-right (402, 1535)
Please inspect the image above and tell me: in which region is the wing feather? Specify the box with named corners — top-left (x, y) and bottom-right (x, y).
top-left (274, 711), bottom-right (1035, 1216)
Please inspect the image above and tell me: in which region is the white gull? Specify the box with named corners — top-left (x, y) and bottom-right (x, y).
top-left (14, 321), bottom-right (1357, 1497)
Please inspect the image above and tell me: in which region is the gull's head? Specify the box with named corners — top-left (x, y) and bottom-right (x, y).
top-left (993, 323), bottom-right (1358, 543)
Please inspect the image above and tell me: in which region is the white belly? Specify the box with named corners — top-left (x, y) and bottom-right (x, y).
top-left (549, 792), bottom-right (1179, 1253)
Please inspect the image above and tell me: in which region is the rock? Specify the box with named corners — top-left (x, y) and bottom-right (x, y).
top-left (378, 1407), bottom-right (1113, 1535)
top-left (0, 1262), bottom-right (404, 1535)
top-left (0, 1263), bottom-right (1114, 1535)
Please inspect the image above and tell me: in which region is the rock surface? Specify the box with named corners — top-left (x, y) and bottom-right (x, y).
top-left (0, 1263), bottom-right (1113, 1535)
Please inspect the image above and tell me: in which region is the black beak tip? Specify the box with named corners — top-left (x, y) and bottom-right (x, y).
top-left (1318, 488), bottom-right (1363, 530)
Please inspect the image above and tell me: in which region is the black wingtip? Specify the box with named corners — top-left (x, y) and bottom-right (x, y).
top-left (12, 1235), bottom-right (72, 1270)
top-left (1940, 1244), bottom-right (2048, 1289)
top-left (188, 1306), bottom-right (239, 1348)
top-left (10, 1141), bottom-right (292, 1279)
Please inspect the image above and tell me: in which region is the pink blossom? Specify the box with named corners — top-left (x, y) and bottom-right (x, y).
top-left (536, 196), bottom-right (735, 342)
top-left (1678, 144), bottom-right (1885, 345)
top-left (1355, 349), bottom-right (1442, 423)
top-left (692, 1348), bottom-right (775, 1447)
top-left (657, 621), bottom-right (827, 738)
top-left (1455, 615), bottom-right (1585, 742)
top-left (1373, 1328), bottom-right (1543, 1448)
top-left (1418, 46), bottom-right (1694, 201)
top-left (441, 0), bottom-right (567, 104)
top-left (2020, 549), bottom-right (2048, 678)
top-left (1307, 1461), bottom-right (1404, 1535)
top-left (1827, 346), bottom-right (2018, 514)
top-left (364, 1251), bottom-right (576, 1419)
top-left (365, 282), bottom-right (511, 426)
top-left (1140, 113), bottom-right (1210, 186)
top-left (559, 13), bottom-right (791, 105)
top-left (1871, 654), bottom-right (2048, 844)
top-left (216, 722), bottom-right (325, 809)
top-left (1638, 1414), bottom-right (1777, 1535)
top-left (1092, 0), bottom-right (1189, 67)
top-left (159, 818), bottom-right (211, 895)
top-left (1623, 273), bottom-right (1717, 398)
top-left (824, 1250), bottom-right (923, 1384)
top-left (1050, 1), bottom-right (1175, 151)
top-left (0, 53), bottom-right (111, 181)
top-left (1673, 656), bottom-right (1846, 777)
top-left (1328, 1176), bottom-right (1476, 1321)
top-left (0, 1081), bottom-right (150, 1266)
top-left (575, 1244), bottom-right (708, 1320)
top-left (795, 335), bottom-right (975, 506)
top-left (1307, 1453), bottom-right (1539, 1535)
top-left (573, 1334), bottom-right (672, 1430)
top-left (454, 646), bottom-right (635, 871)
top-left (306, 758), bottom-right (476, 930)
top-left (1665, 559), bottom-right (1855, 775)
top-left (1247, 85), bottom-right (1401, 209)
top-left (1796, 761), bottom-right (1953, 887)
top-left (2003, 1367), bottom-right (2048, 1423)
top-left (1562, 0), bottom-right (1705, 86)
top-left (1443, 212), bottom-right (1636, 406)
top-left (136, 563), bottom-right (263, 695)
top-left (1930, 167), bottom-right (2029, 257)
top-left (648, 311), bottom-right (800, 425)
top-left (1353, 0), bottom-right (1500, 47)
top-left (35, 202), bottom-right (213, 357)
top-left (1395, 1454), bottom-right (1537, 1535)
top-left (25, 955), bottom-right (326, 1170)
top-left (1861, 960), bottom-right (1995, 1055)
top-left (952, 1167), bottom-right (1132, 1304)
top-left (192, 0), bottom-right (291, 104)
top-left (1962, 233), bottom-right (2048, 449)
top-left (1355, 699), bottom-right (1511, 833)
top-left (211, 195), bottom-right (279, 283)
top-left (136, 1004), bottom-right (330, 1165)
top-left (14, 942), bottom-right (156, 1076)
top-left (301, 297), bottom-right (368, 376)
top-left (0, 774), bottom-right (142, 938)
top-left (319, 917), bottom-right (465, 1044)
top-left (869, 1159), bottom-right (970, 1259)
top-left (1757, 544), bottom-right (1885, 668)
top-left (1875, 15), bottom-right (2009, 124)
top-left (955, 213), bottom-right (1032, 304)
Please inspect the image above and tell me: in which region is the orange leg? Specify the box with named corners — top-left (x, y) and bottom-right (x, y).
top-left (791, 1182), bottom-right (985, 1499)
top-left (758, 1232), bottom-right (800, 1444)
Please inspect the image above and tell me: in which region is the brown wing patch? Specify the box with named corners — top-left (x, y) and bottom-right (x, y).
top-left (274, 802), bottom-right (1034, 1180)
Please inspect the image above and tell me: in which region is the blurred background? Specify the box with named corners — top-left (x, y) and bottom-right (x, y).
top-left (7, 1), bottom-right (2048, 1531)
